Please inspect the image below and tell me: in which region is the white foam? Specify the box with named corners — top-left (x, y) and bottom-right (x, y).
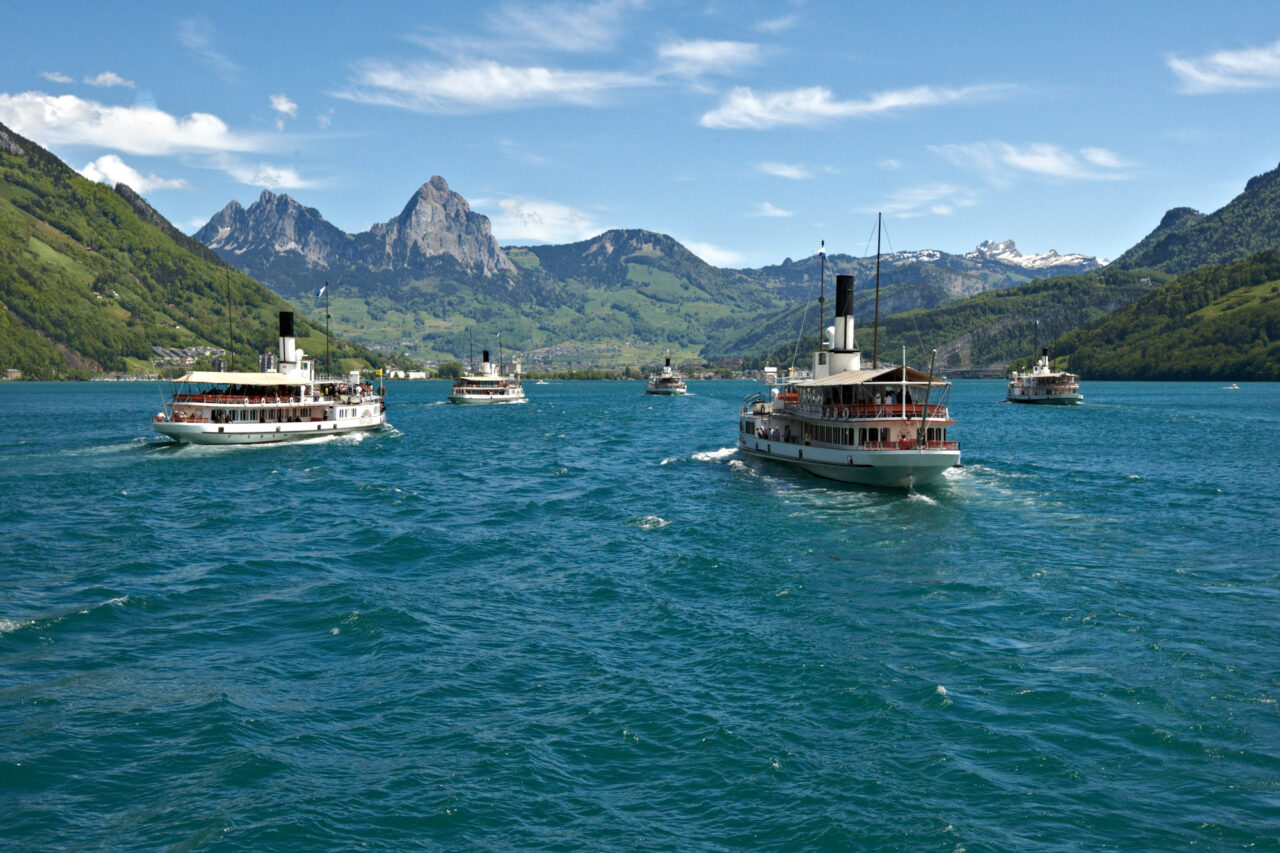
top-left (0, 617), bottom-right (29, 634)
top-left (692, 447), bottom-right (737, 463)
top-left (633, 516), bottom-right (670, 531)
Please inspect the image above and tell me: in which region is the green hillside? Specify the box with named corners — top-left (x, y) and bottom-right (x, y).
top-left (0, 123), bottom-right (378, 379)
top-left (712, 267), bottom-right (1165, 372)
top-left (1052, 251), bottom-right (1280, 380)
top-left (1112, 161), bottom-right (1280, 274)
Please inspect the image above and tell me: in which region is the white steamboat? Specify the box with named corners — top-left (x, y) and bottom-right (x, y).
top-left (1007, 348), bottom-right (1082, 404)
top-left (153, 311), bottom-right (386, 445)
top-left (646, 356), bottom-right (687, 395)
top-left (738, 273), bottom-right (959, 489)
top-left (448, 349), bottom-right (526, 405)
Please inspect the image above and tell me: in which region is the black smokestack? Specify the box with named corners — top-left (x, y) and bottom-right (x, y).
top-left (1042, 348), bottom-right (1049, 357)
top-left (665, 356), bottom-right (671, 367)
top-left (835, 274), bottom-right (854, 318)
top-left (279, 311), bottom-right (294, 338)
top-left (482, 350), bottom-right (490, 363)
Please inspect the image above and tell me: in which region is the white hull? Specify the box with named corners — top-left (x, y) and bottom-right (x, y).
top-left (645, 386), bottom-right (687, 396)
top-left (155, 413), bottom-right (384, 445)
top-left (1007, 392), bottom-right (1082, 405)
top-left (447, 393), bottom-right (526, 405)
top-left (739, 435), bottom-right (958, 488)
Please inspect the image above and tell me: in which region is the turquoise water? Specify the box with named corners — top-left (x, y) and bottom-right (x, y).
top-left (2, 380), bottom-right (1278, 850)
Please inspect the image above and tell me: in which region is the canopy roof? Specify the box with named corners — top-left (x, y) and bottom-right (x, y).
top-left (802, 366), bottom-right (946, 387)
top-left (176, 371), bottom-right (310, 387)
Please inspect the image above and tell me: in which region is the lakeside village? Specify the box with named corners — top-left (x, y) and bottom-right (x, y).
top-left (6, 342), bottom-right (768, 383)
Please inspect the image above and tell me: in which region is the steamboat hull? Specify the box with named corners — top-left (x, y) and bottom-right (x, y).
top-left (154, 416), bottom-right (384, 445)
top-left (739, 439), bottom-right (958, 488)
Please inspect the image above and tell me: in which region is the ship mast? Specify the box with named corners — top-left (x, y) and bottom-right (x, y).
top-left (818, 239), bottom-right (826, 353)
top-left (872, 212), bottom-right (881, 368)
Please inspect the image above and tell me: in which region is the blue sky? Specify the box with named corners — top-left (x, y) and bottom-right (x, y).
top-left (3, 0), bottom-right (1279, 267)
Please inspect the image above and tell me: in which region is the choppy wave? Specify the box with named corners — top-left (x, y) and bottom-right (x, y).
top-left (3, 379), bottom-right (1278, 851)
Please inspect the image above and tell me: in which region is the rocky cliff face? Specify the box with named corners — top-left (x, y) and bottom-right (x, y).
top-left (195, 176), bottom-right (514, 277)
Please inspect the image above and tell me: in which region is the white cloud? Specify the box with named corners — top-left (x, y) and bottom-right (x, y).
top-left (866, 184), bottom-right (978, 219)
top-left (0, 91), bottom-right (265, 155)
top-left (756, 15), bottom-right (797, 34)
top-left (270, 94), bottom-right (298, 118)
top-left (178, 17), bottom-right (239, 77)
top-left (216, 157), bottom-right (315, 189)
top-left (1168, 38), bottom-right (1280, 94)
top-left (317, 109), bottom-right (334, 129)
top-left (40, 71), bottom-right (73, 84)
top-left (336, 59), bottom-right (649, 112)
top-left (682, 240), bottom-right (742, 267)
top-left (79, 154), bottom-right (189, 192)
top-left (84, 71), bottom-right (135, 88)
top-left (482, 196), bottom-right (600, 243)
top-left (657, 39), bottom-right (761, 77)
top-left (484, 0), bottom-right (638, 53)
top-left (751, 202), bottom-right (793, 218)
top-left (700, 83), bottom-right (1016, 129)
top-left (879, 158), bottom-right (903, 170)
top-left (932, 141), bottom-right (1134, 184)
top-left (270, 94), bottom-right (298, 132)
top-left (758, 161), bottom-right (812, 180)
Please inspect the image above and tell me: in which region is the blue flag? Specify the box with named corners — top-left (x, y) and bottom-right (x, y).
top-left (315, 285), bottom-right (326, 298)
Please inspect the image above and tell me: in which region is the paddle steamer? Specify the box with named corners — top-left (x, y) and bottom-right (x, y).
top-left (645, 355), bottom-right (687, 395)
top-left (153, 312), bottom-right (386, 445)
top-left (1006, 349), bottom-right (1082, 404)
top-left (448, 348), bottom-right (526, 404)
top-left (738, 271), bottom-right (959, 489)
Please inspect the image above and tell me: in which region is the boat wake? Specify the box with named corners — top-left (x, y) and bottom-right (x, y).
top-left (691, 447), bottom-right (737, 463)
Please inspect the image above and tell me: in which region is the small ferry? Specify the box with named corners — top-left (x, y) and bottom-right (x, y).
top-left (153, 311), bottom-right (386, 445)
top-left (1007, 348), bottom-right (1082, 404)
top-left (738, 273), bottom-right (960, 489)
top-left (646, 355), bottom-right (687, 395)
top-left (447, 349), bottom-right (526, 404)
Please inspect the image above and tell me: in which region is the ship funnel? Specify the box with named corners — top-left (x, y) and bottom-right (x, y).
top-left (835, 275), bottom-right (854, 318)
top-left (482, 349), bottom-right (490, 364)
top-left (665, 356), bottom-right (671, 367)
top-left (278, 311), bottom-right (296, 365)
top-left (833, 274), bottom-right (856, 353)
top-left (1042, 348), bottom-right (1049, 357)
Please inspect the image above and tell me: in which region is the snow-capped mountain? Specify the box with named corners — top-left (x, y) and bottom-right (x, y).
top-left (965, 239), bottom-right (1107, 271)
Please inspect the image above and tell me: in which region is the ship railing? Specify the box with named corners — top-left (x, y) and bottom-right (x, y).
top-left (172, 393), bottom-right (306, 405)
top-left (796, 403), bottom-right (950, 421)
top-left (862, 438), bottom-right (960, 451)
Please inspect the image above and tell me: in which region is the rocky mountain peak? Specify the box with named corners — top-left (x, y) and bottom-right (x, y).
top-left (194, 177), bottom-right (515, 277)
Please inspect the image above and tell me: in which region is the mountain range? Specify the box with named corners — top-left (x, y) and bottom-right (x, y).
top-left (4, 112), bottom-right (1277, 381)
top-left (0, 121), bottom-right (378, 379)
top-left (192, 181), bottom-right (1106, 367)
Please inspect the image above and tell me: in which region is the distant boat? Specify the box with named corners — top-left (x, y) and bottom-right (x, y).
top-left (1007, 349), bottom-right (1082, 404)
top-left (448, 348), bottom-right (526, 405)
top-left (153, 311), bottom-right (386, 444)
top-left (1228, 383), bottom-right (1240, 389)
top-left (535, 380), bottom-right (549, 385)
top-left (645, 355), bottom-right (687, 395)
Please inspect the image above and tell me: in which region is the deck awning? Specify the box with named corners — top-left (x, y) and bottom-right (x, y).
top-left (803, 366), bottom-right (946, 386)
top-left (175, 371), bottom-right (310, 387)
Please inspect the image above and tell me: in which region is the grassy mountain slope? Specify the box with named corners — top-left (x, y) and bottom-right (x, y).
top-left (0, 122), bottom-right (378, 379)
top-left (709, 268), bottom-right (1165, 372)
top-left (1053, 251), bottom-right (1280, 380)
top-left (1113, 162), bottom-right (1280, 274)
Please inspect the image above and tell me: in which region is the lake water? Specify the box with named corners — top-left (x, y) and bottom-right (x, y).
top-left (2, 379), bottom-right (1278, 850)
